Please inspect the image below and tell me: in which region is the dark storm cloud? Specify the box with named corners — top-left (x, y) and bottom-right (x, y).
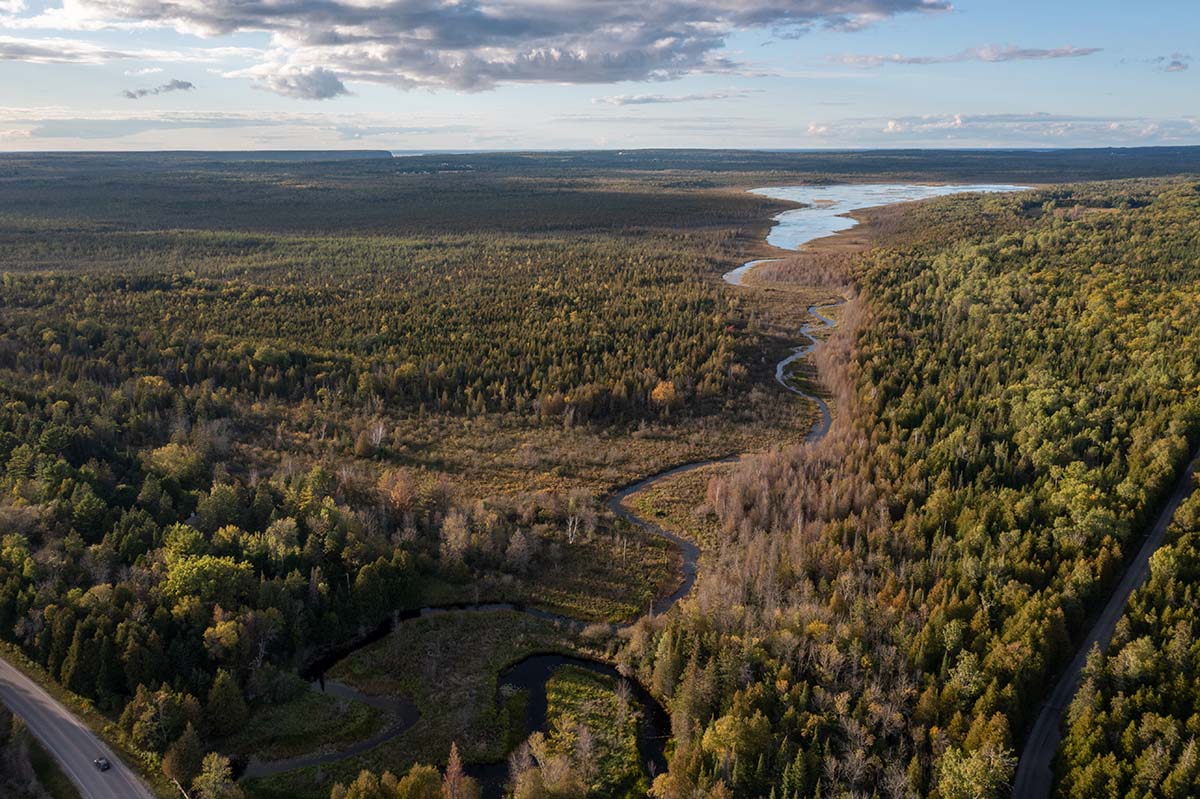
top-left (121, 78), bottom-right (195, 99)
top-left (62, 0), bottom-right (950, 96)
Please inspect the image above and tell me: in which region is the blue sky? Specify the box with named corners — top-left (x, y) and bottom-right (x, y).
top-left (0, 0), bottom-right (1195, 150)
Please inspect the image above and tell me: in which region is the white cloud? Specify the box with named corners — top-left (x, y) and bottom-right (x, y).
top-left (2, 102), bottom-right (1198, 150)
top-left (235, 65), bottom-right (351, 100)
top-left (594, 88), bottom-right (761, 105)
top-left (0, 34), bottom-right (151, 64)
top-left (10, 0), bottom-right (950, 96)
top-left (834, 44), bottom-right (1102, 67)
top-left (0, 106), bottom-right (478, 144)
top-left (810, 112), bottom-right (1200, 146)
top-left (0, 34), bottom-right (259, 65)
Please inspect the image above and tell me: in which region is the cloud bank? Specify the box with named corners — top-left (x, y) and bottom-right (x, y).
top-left (15, 0), bottom-right (949, 97)
top-left (1, 104), bottom-right (1197, 150)
top-left (810, 112), bottom-right (1200, 146)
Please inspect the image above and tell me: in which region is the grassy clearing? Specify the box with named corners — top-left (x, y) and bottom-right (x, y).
top-left (242, 362), bottom-right (819, 506)
top-left (223, 688), bottom-right (384, 762)
top-left (781, 363), bottom-right (826, 399)
top-left (243, 610), bottom-right (592, 799)
top-left (543, 665), bottom-right (647, 799)
top-left (423, 516), bottom-right (678, 622)
top-left (623, 463), bottom-right (731, 552)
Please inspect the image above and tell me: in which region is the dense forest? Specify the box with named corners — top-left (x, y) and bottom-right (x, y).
top-left (2, 152), bottom-right (1199, 799)
top-left (0, 232), bottom-right (739, 420)
top-left (620, 179), bottom-right (1200, 798)
top-left (1055, 483), bottom-right (1200, 797)
top-left (0, 157), bottom-right (776, 796)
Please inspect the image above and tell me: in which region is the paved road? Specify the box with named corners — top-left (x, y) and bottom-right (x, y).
top-left (1012, 449), bottom-right (1200, 799)
top-left (0, 656), bottom-right (156, 799)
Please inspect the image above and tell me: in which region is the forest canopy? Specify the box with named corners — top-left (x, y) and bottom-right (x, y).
top-left (621, 178), bottom-right (1200, 799)
top-left (1, 153), bottom-right (1199, 799)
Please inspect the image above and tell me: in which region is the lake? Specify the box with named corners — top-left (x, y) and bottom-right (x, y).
top-left (724, 182), bottom-right (1029, 285)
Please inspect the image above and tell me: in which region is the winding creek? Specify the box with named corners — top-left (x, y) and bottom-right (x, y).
top-left (244, 182), bottom-right (1028, 792)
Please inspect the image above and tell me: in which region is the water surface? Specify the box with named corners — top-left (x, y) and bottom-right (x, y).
top-left (724, 183), bottom-right (1029, 285)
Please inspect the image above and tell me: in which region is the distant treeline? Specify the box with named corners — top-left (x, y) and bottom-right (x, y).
top-left (2, 148), bottom-right (1199, 234)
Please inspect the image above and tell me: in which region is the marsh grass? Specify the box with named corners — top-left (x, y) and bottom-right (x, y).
top-left (223, 690), bottom-right (384, 762)
top-left (243, 610), bottom-right (588, 799)
top-left (543, 665), bottom-right (648, 799)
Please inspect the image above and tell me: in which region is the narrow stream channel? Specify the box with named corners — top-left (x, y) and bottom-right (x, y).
top-left (244, 182), bottom-right (1029, 794)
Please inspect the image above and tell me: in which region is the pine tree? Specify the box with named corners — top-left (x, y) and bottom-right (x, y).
top-left (206, 670), bottom-right (248, 737)
top-left (61, 624), bottom-right (98, 697)
top-left (94, 634), bottom-right (123, 709)
top-left (47, 608), bottom-right (75, 679)
top-left (441, 743), bottom-right (480, 799)
top-left (163, 723), bottom-right (204, 788)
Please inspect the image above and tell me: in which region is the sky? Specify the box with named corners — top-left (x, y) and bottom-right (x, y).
top-left (0, 0), bottom-right (1196, 151)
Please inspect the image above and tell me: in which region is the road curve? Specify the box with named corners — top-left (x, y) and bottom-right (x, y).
top-left (1012, 449), bottom-right (1200, 799)
top-left (0, 656), bottom-right (156, 799)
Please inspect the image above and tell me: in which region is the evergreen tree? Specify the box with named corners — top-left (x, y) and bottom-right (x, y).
top-left (206, 670), bottom-right (248, 738)
top-left (61, 625), bottom-right (98, 698)
top-left (163, 723), bottom-right (205, 788)
top-left (441, 743), bottom-right (480, 799)
top-left (95, 635), bottom-right (123, 709)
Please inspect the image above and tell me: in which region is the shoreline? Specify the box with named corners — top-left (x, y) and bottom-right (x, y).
top-left (725, 182), bottom-right (1030, 286)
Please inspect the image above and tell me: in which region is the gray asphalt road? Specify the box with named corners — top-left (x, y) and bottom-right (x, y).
top-left (1012, 450), bottom-right (1200, 799)
top-left (0, 655), bottom-right (156, 799)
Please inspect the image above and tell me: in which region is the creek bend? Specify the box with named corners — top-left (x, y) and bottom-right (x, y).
top-left (247, 182), bottom-right (1026, 794)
